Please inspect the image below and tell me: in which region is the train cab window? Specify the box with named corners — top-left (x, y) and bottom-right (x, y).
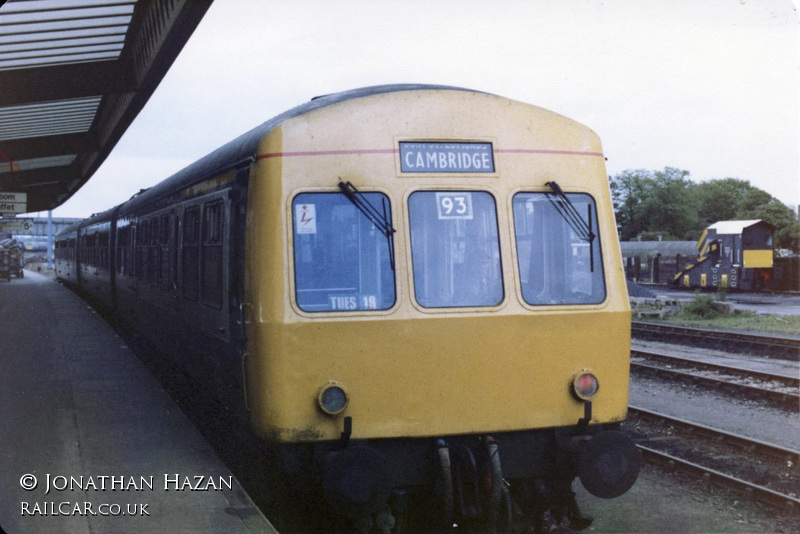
top-left (512, 192), bottom-right (605, 305)
top-left (292, 192), bottom-right (396, 312)
top-left (408, 191), bottom-right (503, 308)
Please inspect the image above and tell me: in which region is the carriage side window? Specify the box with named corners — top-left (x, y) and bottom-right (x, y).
top-left (201, 200), bottom-right (224, 309)
top-left (117, 226), bottom-right (125, 274)
top-left (292, 192), bottom-right (396, 312)
top-left (135, 220), bottom-right (146, 279)
top-left (98, 230), bottom-right (109, 271)
top-left (127, 224), bottom-right (135, 275)
top-left (408, 191), bottom-right (503, 308)
top-left (149, 217), bottom-right (160, 285)
top-left (171, 213), bottom-right (179, 289)
top-left (118, 223), bottom-right (135, 276)
top-left (85, 233), bottom-right (96, 267)
top-left (182, 206), bottom-right (201, 301)
top-left (512, 192), bottom-right (605, 305)
top-left (159, 214), bottom-right (171, 291)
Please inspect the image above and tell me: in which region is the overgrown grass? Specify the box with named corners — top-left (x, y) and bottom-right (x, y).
top-left (652, 292), bottom-right (800, 336)
top-left (679, 293), bottom-right (719, 319)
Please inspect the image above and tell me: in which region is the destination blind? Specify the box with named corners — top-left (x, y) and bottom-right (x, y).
top-left (400, 142), bottom-right (494, 173)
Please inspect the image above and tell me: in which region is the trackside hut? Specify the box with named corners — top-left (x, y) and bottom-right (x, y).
top-left (675, 219), bottom-right (775, 290)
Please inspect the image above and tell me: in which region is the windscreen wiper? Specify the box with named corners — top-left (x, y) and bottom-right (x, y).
top-left (545, 181), bottom-right (596, 272)
top-left (545, 181), bottom-right (595, 243)
top-left (338, 180), bottom-right (396, 270)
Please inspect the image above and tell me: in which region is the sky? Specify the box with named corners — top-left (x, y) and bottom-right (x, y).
top-left (41, 0), bottom-right (800, 218)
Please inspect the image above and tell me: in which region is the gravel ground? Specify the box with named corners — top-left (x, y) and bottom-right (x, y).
top-left (587, 372), bottom-right (800, 534)
top-left (624, 411), bottom-right (799, 499)
top-left (630, 375), bottom-right (800, 451)
top-left (575, 463), bottom-right (795, 533)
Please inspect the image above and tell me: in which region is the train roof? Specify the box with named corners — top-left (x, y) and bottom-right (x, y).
top-left (57, 84), bottom-right (483, 232)
top-left (119, 84), bottom-right (481, 215)
top-left (56, 204), bottom-right (118, 236)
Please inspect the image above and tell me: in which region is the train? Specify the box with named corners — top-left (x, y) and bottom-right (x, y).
top-left (13, 235), bottom-right (49, 252)
top-left (55, 84), bottom-right (639, 532)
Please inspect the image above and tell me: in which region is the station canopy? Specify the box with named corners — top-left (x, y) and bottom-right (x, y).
top-left (0, 0), bottom-right (213, 213)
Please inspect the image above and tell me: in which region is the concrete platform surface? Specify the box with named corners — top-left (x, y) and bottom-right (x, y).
top-left (0, 272), bottom-right (277, 534)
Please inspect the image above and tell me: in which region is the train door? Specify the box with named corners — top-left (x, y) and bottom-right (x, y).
top-left (198, 196), bottom-right (230, 340)
top-left (179, 203), bottom-right (201, 327)
top-left (177, 191), bottom-right (231, 342)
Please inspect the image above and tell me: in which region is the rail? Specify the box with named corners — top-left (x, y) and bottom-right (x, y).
top-left (638, 446), bottom-right (800, 516)
top-left (632, 321), bottom-right (800, 361)
top-left (629, 360), bottom-right (799, 410)
top-left (628, 405), bottom-right (800, 516)
top-left (631, 348), bottom-right (800, 389)
top-left (628, 405), bottom-right (799, 465)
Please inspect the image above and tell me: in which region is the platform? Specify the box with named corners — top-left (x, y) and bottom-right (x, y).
top-left (0, 271), bottom-right (277, 534)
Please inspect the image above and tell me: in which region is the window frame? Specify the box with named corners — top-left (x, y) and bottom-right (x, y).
top-left (181, 205), bottom-right (201, 301)
top-left (511, 190), bottom-right (606, 307)
top-left (200, 199), bottom-right (225, 310)
top-left (290, 190), bottom-right (398, 315)
top-left (407, 189), bottom-right (505, 310)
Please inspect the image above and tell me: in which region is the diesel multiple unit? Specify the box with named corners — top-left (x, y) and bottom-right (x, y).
top-left (55, 85), bottom-right (639, 532)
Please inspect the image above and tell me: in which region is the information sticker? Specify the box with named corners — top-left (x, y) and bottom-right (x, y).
top-left (295, 204), bottom-right (317, 234)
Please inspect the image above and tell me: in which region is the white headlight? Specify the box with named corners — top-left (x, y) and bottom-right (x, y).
top-left (318, 381), bottom-right (349, 415)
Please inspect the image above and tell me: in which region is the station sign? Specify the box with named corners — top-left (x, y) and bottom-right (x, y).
top-left (0, 217), bottom-right (33, 233)
top-left (0, 192), bottom-right (27, 216)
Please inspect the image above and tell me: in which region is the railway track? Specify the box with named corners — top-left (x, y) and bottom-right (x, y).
top-left (630, 349), bottom-right (800, 410)
top-left (631, 348), bottom-right (800, 389)
top-left (631, 321), bottom-right (800, 361)
top-left (626, 405), bottom-right (800, 516)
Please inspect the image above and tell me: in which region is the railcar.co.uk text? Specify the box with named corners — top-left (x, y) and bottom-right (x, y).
top-left (18, 473), bottom-right (232, 517)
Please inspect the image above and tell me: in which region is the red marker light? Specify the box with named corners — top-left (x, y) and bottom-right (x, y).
top-left (573, 372), bottom-right (599, 401)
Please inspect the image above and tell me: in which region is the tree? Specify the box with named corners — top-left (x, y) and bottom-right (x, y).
top-left (609, 169), bottom-right (649, 240)
top-left (693, 178), bottom-right (757, 227)
top-left (609, 167), bottom-right (699, 240)
top-left (609, 168), bottom-right (799, 252)
top-left (638, 167), bottom-right (700, 240)
top-left (734, 190), bottom-right (799, 250)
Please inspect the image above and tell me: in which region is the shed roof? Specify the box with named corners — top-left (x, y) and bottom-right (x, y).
top-left (620, 241), bottom-right (698, 258)
top-left (708, 220), bottom-right (772, 235)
